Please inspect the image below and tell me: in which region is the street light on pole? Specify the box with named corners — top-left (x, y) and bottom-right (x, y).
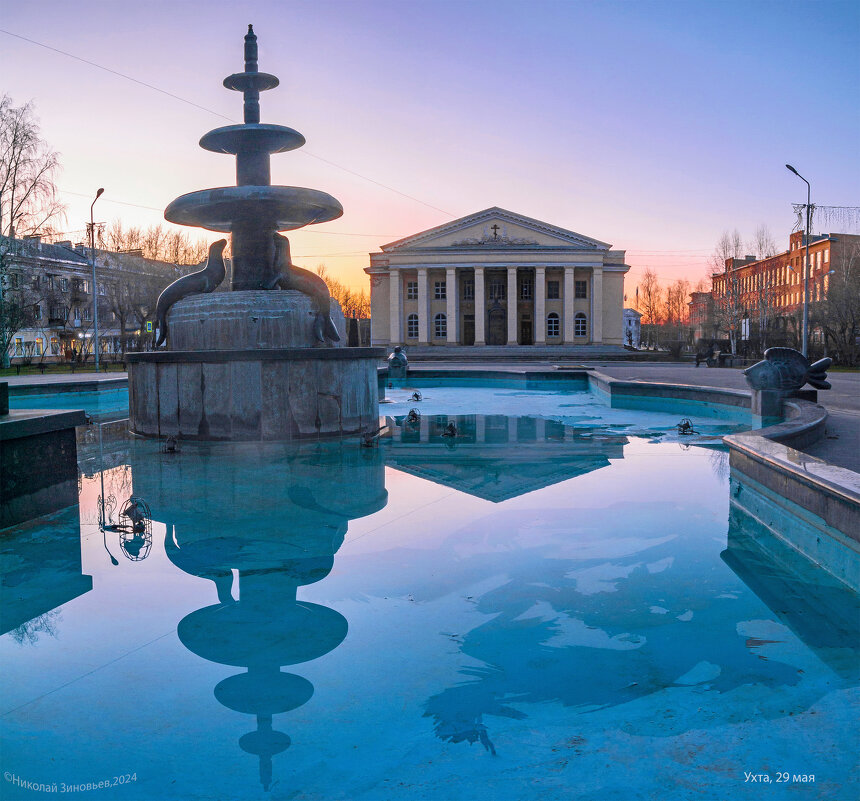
top-left (90, 188), bottom-right (104, 372)
top-left (785, 164), bottom-right (811, 357)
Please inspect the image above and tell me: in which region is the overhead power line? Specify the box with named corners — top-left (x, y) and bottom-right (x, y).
top-left (1, 28), bottom-right (456, 218)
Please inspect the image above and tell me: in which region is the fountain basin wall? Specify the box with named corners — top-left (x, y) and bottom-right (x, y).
top-left (128, 348), bottom-right (383, 440)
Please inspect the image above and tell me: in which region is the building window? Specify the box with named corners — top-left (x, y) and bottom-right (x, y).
top-left (463, 279), bottom-right (474, 300)
top-left (34, 304), bottom-right (42, 320)
top-left (35, 338), bottom-right (43, 355)
top-left (31, 275), bottom-right (40, 289)
top-left (520, 279), bottom-right (533, 300)
top-left (406, 313), bottom-right (418, 339)
top-left (60, 277), bottom-right (69, 291)
top-left (14, 338), bottom-right (23, 356)
top-left (547, 280), bottom-right (560, 299)
top-left (406, 281), bottom-right (418, 300)
top-left (547, 312), bottom-right (560, 337)
top-left (489, 279), bottom-right (506, 300)
top-left (51, 337), bottom-right (59, 355)
top-left (434, 313), bottom-right (447, 338)
top-left (574, 313), bottom-right (587, 337)
top-left (83, 306), bottom-right (92, 321)
top-left (98, 282), bottom-right (106, 295)
top-left (816, 251), bottom-right (822, 269)
top-left (434, 281), bottom-right (447, 300)
top-left (575, 280), bottom-right (587, 299)
top-left (824, 249), bottom-right (829, 264)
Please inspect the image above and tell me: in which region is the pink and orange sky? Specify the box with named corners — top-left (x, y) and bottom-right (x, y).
top-left (2, 0), bottom-right (858, 297)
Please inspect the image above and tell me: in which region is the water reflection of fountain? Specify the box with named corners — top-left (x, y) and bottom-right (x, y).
top-left (130, 441), bottom-right (386, 790)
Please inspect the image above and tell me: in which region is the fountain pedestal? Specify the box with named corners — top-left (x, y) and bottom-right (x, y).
top-left (128, 292), bottom-right (382, 441)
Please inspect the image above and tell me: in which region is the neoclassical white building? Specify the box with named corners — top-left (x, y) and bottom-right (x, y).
top-left (366, 208), bottom-right (630, 348)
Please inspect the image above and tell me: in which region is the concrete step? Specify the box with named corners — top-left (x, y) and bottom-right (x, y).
top-left (383, 345), bottom-right (672, 362)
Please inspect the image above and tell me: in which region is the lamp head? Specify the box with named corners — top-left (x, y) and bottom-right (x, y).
top-left (95, 187), bottom-right (104, 199)
top-left (785, 164), bottom-right (799, 176)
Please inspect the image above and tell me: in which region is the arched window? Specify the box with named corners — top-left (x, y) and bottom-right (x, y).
top-left (574, 312), bottom-right (587, 337)
top-left (546, 312), bottom-right (560, 338)
top-left (406, 313), bottom-right (418, 339)
top-left (434, 313), bottom-right (447, 339)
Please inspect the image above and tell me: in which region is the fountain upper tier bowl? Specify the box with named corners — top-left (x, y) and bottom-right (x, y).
top-left (164, 186), bottom-right (343, 233)
top-left (199, 123), bottom-right (305, 155)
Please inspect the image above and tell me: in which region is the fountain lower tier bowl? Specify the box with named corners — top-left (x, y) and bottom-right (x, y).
top-left (164, 186), bottom-right (343, 233)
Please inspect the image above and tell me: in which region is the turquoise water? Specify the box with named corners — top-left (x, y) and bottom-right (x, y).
top-left (8, 387), bottom-right (129, 420)
top-left (1, 390), bottom-right (857, 800)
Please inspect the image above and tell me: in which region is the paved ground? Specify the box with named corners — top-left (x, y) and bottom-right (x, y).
top-left (3, 361), bottom-right (858, 472)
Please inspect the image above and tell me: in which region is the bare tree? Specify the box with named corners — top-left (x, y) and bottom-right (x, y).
top-left (709, 229), bottom-right (744, 355)
top-left (636, 267), bottom-right (663, 348)
top-left (105, 220), bottom-right (208, 265)
top-left (0, 96), bottom-right (66, 366)
top-left (746, 224), bottom-right (778, 260)
top-left (813, 241), bottom-right (860, 365)
top-left (315, 264), bottom-right (371, 319)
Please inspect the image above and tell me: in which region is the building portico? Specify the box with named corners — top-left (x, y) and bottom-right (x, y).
top-left (367, 208), bottom-right (630, 349)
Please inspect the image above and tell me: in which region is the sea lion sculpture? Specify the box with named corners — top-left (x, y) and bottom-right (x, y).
top-left (265, 232), bottom-right (340, 343)
top-left (155, 239), bottom-right (227, 346)
top-left (743, 347), bottom-right (832, 392)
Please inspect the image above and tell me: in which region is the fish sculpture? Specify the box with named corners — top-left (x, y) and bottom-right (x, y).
top-left (743, 347), bottom-right (832, 392)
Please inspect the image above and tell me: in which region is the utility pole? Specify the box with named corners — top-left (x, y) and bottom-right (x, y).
top-left (90, 188), bottom-right (104, 371)
top-left (785, 165), bottom-right (811, 356)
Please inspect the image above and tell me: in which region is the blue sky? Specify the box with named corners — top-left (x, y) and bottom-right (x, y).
top-left (2, 0), bottom-right (858, 291)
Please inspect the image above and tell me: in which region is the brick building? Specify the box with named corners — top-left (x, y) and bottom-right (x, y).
top-left (702, 230), bottom-right (860, 348)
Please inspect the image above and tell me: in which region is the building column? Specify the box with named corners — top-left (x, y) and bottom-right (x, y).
top-left (417, 267), bottom-right (429, 345)
top-left (563, 267), bottom-right (575, 343)
top-left (474, 267), bottom-right (486, 345)
top-left (475, 414), bottom-right (486, 442)
top-left (420, 412), bottom-right (430, 442)
top-left (534, 266), bottom-right (546, 344)
top-left (507, 266), bottom-right (518, 345)
top-left (446, 267), bottom-right (459, 345)
top-left (389, 270), bottom-right (402, 344)
top-left (591, 266), bottom-right (603, 343)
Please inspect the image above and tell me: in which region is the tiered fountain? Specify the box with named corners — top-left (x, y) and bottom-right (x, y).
top-left (127, 25), bottom-right (383, 440)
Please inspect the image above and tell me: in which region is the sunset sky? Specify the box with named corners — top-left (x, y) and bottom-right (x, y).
top-left (2, 0), bottom-right (858, 295)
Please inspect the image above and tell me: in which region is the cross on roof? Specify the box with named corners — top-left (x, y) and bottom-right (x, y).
top-left (491, 224), bottom-right (500, 240)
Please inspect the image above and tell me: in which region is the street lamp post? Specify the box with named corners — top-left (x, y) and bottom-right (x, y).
top-left (785, 164), bottom-right (811, 357)
top-left (90, 188), bottom-right (104, 371)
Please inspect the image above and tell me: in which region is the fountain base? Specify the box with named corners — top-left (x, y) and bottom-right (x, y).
top-left (128, 292), bottom-right (383, 441)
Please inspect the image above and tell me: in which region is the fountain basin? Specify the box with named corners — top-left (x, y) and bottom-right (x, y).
top-left (200, 123), bottom-right (305, 155)
top-left (164, 186), bottom-right (343, 232)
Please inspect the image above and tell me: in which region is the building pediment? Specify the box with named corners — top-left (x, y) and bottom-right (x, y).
top-left (381, 207), bottom-right (611, 252)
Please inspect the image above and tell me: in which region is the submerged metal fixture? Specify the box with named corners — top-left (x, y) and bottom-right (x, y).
top-left (441, 422), bottom-right (458, 438)
top-left (676, 419), bottom-right (698, 436)
top-left (161, 434), bottom-right (180, 454)
top-left (410, 391), bottom-right (423, 402)
top-left (406, 408), bottom-right (421, 425)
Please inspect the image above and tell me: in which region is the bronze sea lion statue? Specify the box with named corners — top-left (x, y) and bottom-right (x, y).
top-left (155, 239), bottom-right (227, 346)
top-left (265, 232), bottom-right (340, 343)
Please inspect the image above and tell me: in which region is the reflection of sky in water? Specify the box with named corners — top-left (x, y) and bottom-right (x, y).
top-left (1, 406), bottom-right (857, 801)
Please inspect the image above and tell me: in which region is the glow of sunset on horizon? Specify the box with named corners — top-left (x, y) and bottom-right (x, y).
top-left (1, 0), bottom-right (857, 294)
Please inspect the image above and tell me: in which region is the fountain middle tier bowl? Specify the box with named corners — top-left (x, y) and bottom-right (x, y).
top-left (199, 123), bottom-right (306, 155)
top-left (165, 186), bottom-right (343, 233)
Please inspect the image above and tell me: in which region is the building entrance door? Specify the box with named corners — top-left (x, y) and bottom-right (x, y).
top-left (520, 319), bottom-right (533, 345)
top-left (462, 315), bottom-right (475, 346)
top-left (487, 307), bottom-right (506, 345)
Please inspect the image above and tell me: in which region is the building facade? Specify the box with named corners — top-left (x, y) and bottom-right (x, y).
top-left (365, 208), bottom-right (630, 348)
top-left (2, 235), bottom-right (188, 363)
top-left (708, 231), bottom-right (860, 347)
